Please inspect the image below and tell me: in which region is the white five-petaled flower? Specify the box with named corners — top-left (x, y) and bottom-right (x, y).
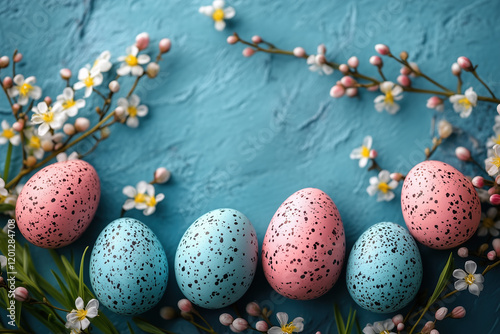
top-left (91, 51), bottom-right (112, 73)
top-left (374, 81), bottom-right (403, 114)
top-left (268, 312), bottom-right (304, 334)
top-left (122, 181), bottom-right (164, 216)
top-left (485, 144), bottom-right (500, 176)
top-left (7, 74), bottom-right (42, 106)
top-left (117, 45), bottom-right (150, 76)
top-left (306, 44), bottom-right (333, 75)
top-left (23, 128), bottom-right (46, 159)
top-left (453, 260), bottom-right (484, 297)
top-left (31, 102), bottom-right (67, 136)
top-left (65, 297), bottom-right (99, 331)
top-left (350, 136), bottom-right (373, 168)
top-left (199, 0), bottom-right (236, 31)
top-left (367, 170), bottom-right (398, 202)
top-left (449, 87), bottom-right (477, 118)
top-left (56, 87), bottom-right (86, 117)
top-left (0, 120), bottom-right (21, 146)
top-left (73, 67), bottom-right (103, 98)
top-left (478, 207), bottom-right (500, 237)
top-left (117, 94), bottom-right (148, 128)
top-left (362, 318), bottom-right (396, 334)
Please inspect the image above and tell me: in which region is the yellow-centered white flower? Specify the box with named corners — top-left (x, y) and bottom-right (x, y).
top-left (367, 170), bottom-right (398, 202)
top-left (362, 319), bottom-right (396, 334)
top-left (478, 207), bottom-right (500, 237)
top-left (374, 81), bottom-right (403, 114)
top-left (306, 45), bottom-right (333, 75)
top-left (65, 297), bottom-right (99, 331)
top-left (56, 87), bottom-right (86, 117)
top-left (91, 51), bottom-right (112, 73)
top-left (73, 67), bottom-right (103, 98)
top-left (350, 135), bottom-right (373, 168)
top-left (0, 120), bottom-right (21, 146)
top-left (7, 74), bottom-right (42, 106)
top-left (268, 312), bottom-right (304, 334)
top-left (117, 45), bottom-right (150, 76)
top-left (117, 94), bottom-right (148, 128)
top-left (31, 102), bottom-right (67, 136)
top-left (199, 0), bottom-right (235, 31)
top-left (453, 260), bottom-right (484, 296)
top-left (122, 181), bottom-right (164, 216)
top-left (485, 144), bottom-right (500, 176)
top-left (449, 87), bottom-right (477, 118)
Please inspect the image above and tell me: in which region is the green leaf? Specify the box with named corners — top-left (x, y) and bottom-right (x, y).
top-left (127, 322), bottom-right (136, 334)
top-left (78, 246), bottom-right (89, 298)
top-left (334, 304), bottom-right (346, 334)
top-left (133, 318), bottom-right (170, 334)
top-left (345, 309), bottom-right (356, 334)
top-left (0, 204), bottom-right (15, 212)
top-left (426, 253), bottom-right (454, 307)
top-left (355, 318), bottom-right (363, 334)
top-left (14, 300), bottom-right (22, 330)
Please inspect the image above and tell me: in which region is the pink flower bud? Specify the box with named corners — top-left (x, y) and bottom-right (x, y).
top-left (422, 321), bottom-right (434, 333)
top-left (135, 32), bottom-right (150, 51)
top-left (41, 140), bottom-right (54, 152)
top-left (13, 53), bottom-right (23, 63)
top-left (455, 147), bottom-right (471, 161)
top-left (227, 35), bottom-right (238, 44)
top-left (177, 299), bottom-right (193, 312)
top-left (367, 85), bottom-right (379, 91)
top-left (490, 194), bottom-right (500, 205)
top-left (400, 66), bottom-right (411, 75)
top-left (430, 330), bottom-right (440, 334)
top-left (317, 44), bottom-right (326, 55)
top-left (451, 306), bottom-right (466, 319)
top-left (390, 173), bottom-right (404, 182)
top-left (114, 106), bottom-right (125, 118)
top-left (369, 149), bottom-right (377, 159)
top-left (316, 54), bottom-right (326, 65)
top-left (340, 76), bottom-right (355, 87)
top-left (159, 38), bottom-right (172, 53)
top-left (146, 62), bottom-right (160, 78)
top-left (293, 47), bottom-right (306, 58)
top-left (392, 314), bottom-right (403, 325)
top-left (435, 307), bottom-right (448, 321)
top-left (488, 187), bottom-right (498, 196)
top-left (339, 64), bottom-right (349, 74)
top-left (14, 287), bottom-right (29, 302)
top-left (330, 84), bottom-right (345, 98)
top-left (457, 56), bottom-right (473, 71)
top-left (255, 321), bottom-right (268, 331)
top-left (457, 247), bottom-right (469, 258)
top-left (472, 176), bottom-right (484, 188)
top-left (232, 318), bottom-right (249, 331)
top-left (375, 44), bottom-right (390, 55)
top-left (74, 117), bottom-right (90, 132)
top-left (12, 103), bottom-right (20, 113)
top-left (245, 302), bottom-right (261, 316)
top-left (408, 62), bottom-right (420, 75)
top-left (229, 324), bottom-right (241, 333)
top-left (44, 96), bottom-right (52, 105)
top-left (251, 35), bottom-right (262, 44)
top-left (426, 96), bottom-right (444, 111)
top-left (154, 167), bottom-right (171, 184)
top-left (12, 121), bottom-right (24, 132)
top-left (451, 63), bottom-right (461, 76)
top-left (3, 76), bottom-right (13, 88)
top-left (487, 250), bottom-right (497, 261)
top-left (347, 56), bottom-right (359, 68)
top-left (160, 306), bottom-right (176, 320)
top-left (369, 55), bottom-right (383, 67)
top-left (242, 47), bottom-right (255, 57)
top-left (60, 68), bottom-right (72, 80)
top-left (346, 87), bottom-right (358, 97)
top-left (397, 74), bottom-right (411, 87)
top-left (493, 238), bottom-right (500, 256)
top-left (109, 80), bottom-right (120, 93)
top-left (219, 313), bottom-right (234, 326)
top-left (0, 56), bottom-right (9, 68)
top-left (397, 323), bottom-right (405, 331)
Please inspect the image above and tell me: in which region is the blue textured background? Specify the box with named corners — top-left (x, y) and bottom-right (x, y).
top-left (1, 0), bottom-right (500, 333)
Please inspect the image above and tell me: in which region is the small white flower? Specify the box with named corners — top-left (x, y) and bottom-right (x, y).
top-left (374, 81), bottom-right (403, 114)
top-left (350, 135), bottom-right (373, 168)
top-left (65, 297), bottom-right (99, 331)
top-left (91, 51), bottom-right (112, 73)
top-left (23, 128), bottom-right (46, 159)
top-left (268, 312), bottom-right (304, 334)
top-left (0, 177), bottom-right (7, 197)
top-left (122, 181), bottom-right (164, 216)
top-left (478, 207), bottom-right (500, 237)
top-left (56, 87), bottom-right (85, 117)
top-left (476, 188), bottom-right (490, 203)
top-left (7, 74), bottom-right (42, 106)
top-left (117, 45), bottom-right (150, 76)
top-left (453, 260), bottom-right (484, 297)
top-left (485, 144), bottom-right (500, 176)
top-left (449, 87), bottom-right (477, 118)
top-left (31, 102), bottom-right (67, 136)
top-left (199, 0), bottom-right (236, 31)
top-left (1, 183), bottom-right (23, 219)
top-left (73, 67), bottom-right (103, 98)
top-left (0, 120), bottom-right (21, 146)
top-left (367, 170), bottom-right (398, 202)
top-left (117, 94), bottom-right (148, 128)
top-left (306, 44), bottom-right (333, 75)
top-left (362, 319), bottom-right (396, 334)
top-left (56, 151), bottom-right (80, 162)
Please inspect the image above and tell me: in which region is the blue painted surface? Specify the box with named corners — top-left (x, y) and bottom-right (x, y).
top-left (1, 0), bottom-right (500, 333)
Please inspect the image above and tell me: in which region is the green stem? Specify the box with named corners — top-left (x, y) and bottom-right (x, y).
top-left (472, 70), bottom-right (496, 99)
top-left (3, 142), bottom-right (13, 181)
top-left (482, 259), bottom-right (500, 275)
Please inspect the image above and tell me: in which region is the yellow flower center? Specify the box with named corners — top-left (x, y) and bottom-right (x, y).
top-left (2, 128), bottom-right (15, 139)
top-left (42, 111), bottom-right (54, 123)
top-left (128, 106), bottom-right (138, 117)
top-left (125, 55), bottom-right (138, 66)
top-left (380, 331), bottom-right (391, 334)
top-left (212, 8), bottom-right (225, 21)
top-left (63, 99), bottom-right (76, 109)
top-left (0, 195), bottom-right (6, 203)
top-left (494, 134), bottom-right (500, 145)
top-left (492, 156), bottom-right (500, 168)
top-left (458, 97), bottom-right (471, 108)
top-left (83, 76), bottom-right (94, 87)
top-left (483, 217), bottom-right (495, 228)
top-left (147, 196), bottom-right (156, 207)
top-left (361, 145), bottom-right (370, 158)
top-left (378, 182), bottom-right (390, 194)
top-left (19, 83), bottom-right (33, 97)
top-left (134, 193), bottom-right (146, 203)
top-left (465, 274), bottom-right (475, 285)
top-left (384, 90), bottom-right (394, 105)
top-left (76, 309), bottom-right (88, 321)
top-left (29, 136), bottom-right (41, 149)
top-left (281, 322), bottom-right (297, 334)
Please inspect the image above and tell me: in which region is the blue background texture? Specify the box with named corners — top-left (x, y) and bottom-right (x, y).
top-left (1, 0), bottom-right (500, 333)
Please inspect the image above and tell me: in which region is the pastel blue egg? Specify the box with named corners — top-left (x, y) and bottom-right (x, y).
top-left (346, 222), bottom-right (422, 313)
top-left (89, 218), bottom-right (168, 315)
top-left (175, 208), bottom-right (258, 309)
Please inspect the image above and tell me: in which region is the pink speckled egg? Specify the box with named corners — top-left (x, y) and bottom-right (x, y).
top-left (262, 188), bottom-right (346, 300)
top-left (16, 160), bottom-right (100, 249)
top-left (401, 160), bottom-right (480, 249)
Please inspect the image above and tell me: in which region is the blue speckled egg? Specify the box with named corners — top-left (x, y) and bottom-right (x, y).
top-left (346, 222), bottom-right (422, 313)
top-left (175, 208), bottom-right (258, 309)
top-left (89, 218), bottom-right (168, 315)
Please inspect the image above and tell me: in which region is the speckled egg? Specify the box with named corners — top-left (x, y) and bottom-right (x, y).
top-left (346, 222), bottom-right (423, 313)
top-left (262, 188), bottom-right (346, 300)
top-left (175, 209), bottom-right (258, 309)
top-left (89, 218), bottom-right (168, 315)
top-left (401, 160), bottom-right (481, 249)
top-left (16, 160), bottom-right (100, 249)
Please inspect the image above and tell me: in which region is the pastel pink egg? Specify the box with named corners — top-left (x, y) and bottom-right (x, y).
top-left (262, 188), bottom-right (346, 300)
top-left (401, 160), bottom-right (480, 249)
top-left (16, 160), bottom-right (100, 249)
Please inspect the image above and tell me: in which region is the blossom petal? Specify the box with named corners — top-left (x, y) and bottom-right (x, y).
top-left (453, 269), bottom-right (467, 279)
top-left (129, 94), bottom-right (140, 107)
top-left (30, 86), bottom-right (42, 100)
top-left (131, 66), bottom-right (144, 76)
top-left (126, 116), bottom-right (139, 128)
top-left (468, 283), bottom-right (481, 296)
top-left (38, 123), bottom-right (50, 136)
top-left (378, 170), bottom-right (391, 182)
top-left (213, 0), bottom-right (225, 9)
top-left (214, 20), bottom-right (226, 31)
top-left (137, 54), bottom-right (150, 64)
top-left (80, 318), bottom-right (90, 330)
top-left (75, 297), bottom-right (84, 310)
top-left (123, 186), bottom-right (137, 197)
top-left (13, 74), bottom-right (25, 86)
top-left (73, 82), bottom-right (85, 90)
top-left (473, 274), bottom-right (484, 283)
top-left (363, 136), bottom-right (372, 149)
top-left (454, 280), bottom-right (467, 291)
top-left (268, 327), bottom-right (283, 334)
top-left (117, 65), bottom-right (131, 76)
top-left (224, 7), bottom-right (235, 19)
top-left (276, 312), bottom-right (288, 327)
top-left (123, 199), bottom-right (136, 210)
top-left (137, 105), bottom-right (148, 117)
top-left (465, 260), bottom-right (477, 274)
top-left (155, 193), bottom-right (165, 203)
